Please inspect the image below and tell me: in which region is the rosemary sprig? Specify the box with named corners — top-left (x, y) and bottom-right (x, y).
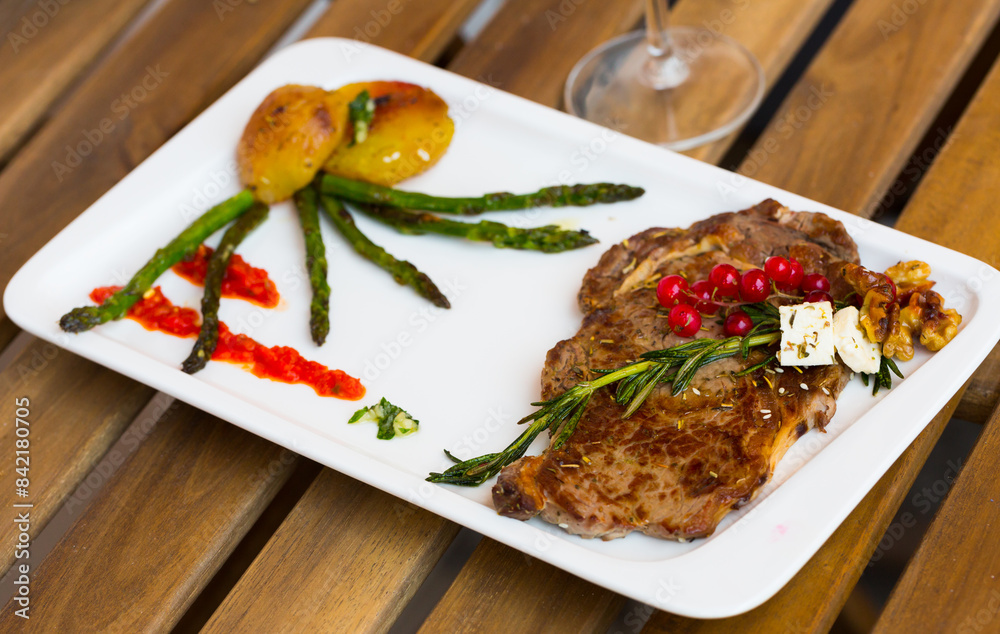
top-left (861, 355), bottom-right (904, 395)
top-left (740, 301), bottom-right (781, 327)
top-left (427, 330), bottom-right (780, 486)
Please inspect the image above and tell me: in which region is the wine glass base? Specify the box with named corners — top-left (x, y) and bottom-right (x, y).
top-left (565, 28), bottom-right (765, 151)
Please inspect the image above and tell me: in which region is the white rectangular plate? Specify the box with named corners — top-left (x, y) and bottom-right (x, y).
top-left (7, 39), bottom-right (1000, 618)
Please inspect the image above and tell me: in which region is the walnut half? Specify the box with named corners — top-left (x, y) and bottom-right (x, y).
top-left (901, 290), bottom-right (962, 352)
top-left (841, 263), bottom-right (895, 343)
top-left (882, 302), bottom-right (914, 361)
top-left (886, 260), bottom-right (935, 303)
top-left (840, 261), bottom-right (962, 360)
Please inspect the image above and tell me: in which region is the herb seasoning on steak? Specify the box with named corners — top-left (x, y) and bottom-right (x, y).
top-left (492, 199), bottom-right (860, 540)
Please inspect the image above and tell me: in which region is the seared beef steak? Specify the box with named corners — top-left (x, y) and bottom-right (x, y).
top-left (493, 200), bottom-right (859, 540)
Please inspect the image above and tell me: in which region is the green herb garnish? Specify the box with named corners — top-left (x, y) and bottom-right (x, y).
top-left (861, 355), bottom-right (904, 395)
top-left (427, 329), bottom-right (780, 486)
top-left (348, 90), bottom-right (375, 146)
top-left (349, 397), bottom-right (419, 439)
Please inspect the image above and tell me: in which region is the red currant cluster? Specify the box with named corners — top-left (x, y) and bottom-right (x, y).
top-left (656, 256), bottom-right (833, 338)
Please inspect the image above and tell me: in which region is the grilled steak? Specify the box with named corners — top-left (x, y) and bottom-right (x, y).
top-left (493, 200), bottom-right (859, 540)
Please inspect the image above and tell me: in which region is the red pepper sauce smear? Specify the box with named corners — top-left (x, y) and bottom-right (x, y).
top-left (171, 244), bottom-right (279, 308)
top-left (90, 286), bottom-right (200, 337)
top-left (90, 286), bottom-right (364, 401)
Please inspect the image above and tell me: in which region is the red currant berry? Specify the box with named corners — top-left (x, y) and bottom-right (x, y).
top-left (764, 256), bottom-right (791, 283)
top-left (709, 263), bottom-right (740, 297)
top-left (777, 258), bottom-right (804, 292)
top-left (804, 290), bottom-right (833, 304)
top-left (800, 273), bottom-right (831, 294)
top-left (656, 274), bottom-right (688, 308)
top-left (723, 310), bottom-right (753, 337)
top-left (739, 269), bottom-right (770, 303)
top-left (689, 280), bottom-right (719, 315)
top-left (668, 303), bottom-right (702, 337)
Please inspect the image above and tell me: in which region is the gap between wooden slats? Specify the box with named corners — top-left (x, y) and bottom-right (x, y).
top-left (0, 403), bottom-right (299, 631)
top-left (645, 0), bottom-right (1000, 628)
top-left (0, 0), bottom-right (154, 163)
top-left (413, 0), bottom-right (849, 632)
top-left (424, 0), bottom-right (1000, 631)
top-left (0, 0), bottom-right (310, 341)
top-left (177, 1), bottom-right (489, 630)
top-left (730, 0), bottom-right (1000, 220)
top-left (0, 0), bottom-right (319, 584)
top-left (855, 16), bottom-right (1000, 426)
top-left (873, 399), bottom-right (1000, 631)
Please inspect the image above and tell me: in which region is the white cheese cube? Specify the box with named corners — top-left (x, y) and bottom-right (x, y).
top-left (778, 302), bottom-right (836, 366)
top-left (832, 306), bottom-right (882, 374)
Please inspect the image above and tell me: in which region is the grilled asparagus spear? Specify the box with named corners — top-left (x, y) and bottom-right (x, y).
top-left (59, 190), bottom-right (255, 333)
top-left (358, 204), bottom-right (597, 252)
top-left (318, 173), bottom-right (644, 215)
top-left (182, 202), bottom-right (270, 374)
top-left (317, 192), bottom-right (449, 309)
top-left (294, 188), bottom-right (331, 345)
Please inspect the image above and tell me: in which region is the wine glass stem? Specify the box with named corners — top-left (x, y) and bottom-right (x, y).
top-left (643, 0), bottom-right (689, 90)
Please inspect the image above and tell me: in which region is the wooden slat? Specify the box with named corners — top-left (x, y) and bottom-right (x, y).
top-left (0, 0), bottom-right (314, 573)
top-left (644, 392), bottom-right (960, 632)
top-left (304, 0), bottom-right (475, 61)
top-left (424, 1), bottom-right (643, 627)
top-left (0, 340), bottom-right (154, 573)
top-left (677, 0), bottom-right (836, 164)
top-left (873, 403), bottom-right (1000, 632)
top-left (741, 0), bottom-right (1000, 218)
top-left (0, 0), bottom-right (152, 162)
top-left (419, 538), bottom-right (623, 634)
top-left (445, 0), bottom-right (834, 163)
top-left (645, 3), bottom-right (1000, 627)
top-left (885, 58), bottom-right (1000, 425)
top-left (0, 403), bottom-right (299, 631)
top-left (0, 0), bottom-right (315, 349)
top-left (196, 3), bottom-right (482, 629)
top-left (203, 469), bottom-right (460, 632)
top-left (435, 0), bottom-right (1000, 629)
top-left (959, 350), bottom-right (1000, 423)
top-left (416, 0), bottom-right (835, 629)
top-left (446, 0), bottom-right (645, 106)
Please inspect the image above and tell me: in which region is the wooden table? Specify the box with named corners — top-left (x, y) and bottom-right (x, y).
top-left (2, 0), bottom-right (1000, 630)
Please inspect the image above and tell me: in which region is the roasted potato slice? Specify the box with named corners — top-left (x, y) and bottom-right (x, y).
top-left (238, 85), bottom-right (349, 203)
top-left (323, 81), bottom-right (454, 186)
